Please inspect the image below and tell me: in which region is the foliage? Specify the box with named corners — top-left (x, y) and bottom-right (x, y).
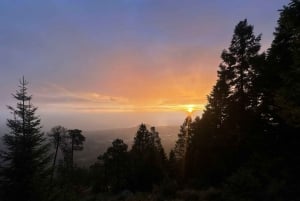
top-left (1, 1), bottom-right (300, 200)
top-left (98, 139), bottom-right (130, 192)
top-left (130, 124), bottom-right (167, 191)
top-left (0, 78), bottom-right (51, 201)
top-left (48, 125), bottom-right (68, 183)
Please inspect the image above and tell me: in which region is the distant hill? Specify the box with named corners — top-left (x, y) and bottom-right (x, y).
top-left (75, 125), bottom-right (179, 167)
top-left (0, 124), bottom-right (180, 167)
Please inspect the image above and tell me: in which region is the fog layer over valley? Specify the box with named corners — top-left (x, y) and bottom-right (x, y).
top-left (75, 125), bottom-right (178, 166)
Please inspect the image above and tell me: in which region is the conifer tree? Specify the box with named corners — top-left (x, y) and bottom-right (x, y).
top-left (68, 129), bottom-right (85, 169)
top-left (173, 116), bottom-right (192, 181)
top-left (48, 125), bottom-right (68, 183)
top-left (220, 20), bottom-right (263, 139)
top-left (130, 124), bottom-right (165, 191)
top-left (204, 65), bottom-right (231, 130)
top-left (266, 0), bottom-right (300, 128)
top-left (150, 126), bottom-right (167, 163)
top-left (219, 19), bottom-right (264, 154)
top-left (174, 116), bottom-right (192, 161)
top-left (222, 19), bottom-right (262, 109)
top-left (98, 139), bottom-right (129, 192)
top-left (0, 77), bottom-right (51, 201)
top-left (186, 20), bottom-right (264, 186)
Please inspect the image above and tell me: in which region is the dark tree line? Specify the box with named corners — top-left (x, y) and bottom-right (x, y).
top-left (92, 124), bottom-right (167, 193)
top-left (0, 1), bottom-right (299, 200)
top-left (169, 1), bottom-right (300, 200)
top-left (0, 77), bottom-right (51, 201)
top-left (0, 78), bottom-right (86, 201)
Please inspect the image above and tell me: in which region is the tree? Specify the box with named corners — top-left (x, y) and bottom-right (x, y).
top-left (174, 116), bottom-right (192, 161)
top-left (220, 20), bottom-right (263, 144)
top-left (218, 19), bottom-right (265, 161)
top-left (204, 65), bottom-right (231, 130)
top-left (266, 0), bottom-right (300, 128)
top-left (98, 139), bottom-right (129, 192)
top-left (184, 20), bottom-right (264, 187)
top-left (0, 77), bottom-right (51, 201)
top-left (167, 149), bottom-right (177, 179)
top-left (150, 126), bottom-right (167, 164)
top-left (131, 124), bottom-right (152, 154)
top-left (173, 116), bottom-right (192, 181)
top-left (68, 129), bottom-right (85, 169)
top-left (222, 19), bottom-right (262, 111)
top-left (48, 125), bottom-right (68, 183)
top-left (130, 124), bottom-right (165, 191)
top-left (262, 1), bottom-right (300, 197)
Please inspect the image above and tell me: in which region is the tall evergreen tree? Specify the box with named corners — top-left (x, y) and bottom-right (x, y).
top-left (220, 20), bottom-right (263, 144)
top-left (266, 0), bottom-right (300, 128)
top-left (48, 125), bottom-right (68, 183)
top-left (222, 19), bottom-right (262, 110)
top-left (130, 124), bottom-right (165, 191)
top-left (98, 139), bottom-right (129, 192)
top-left (150, 126), bottom-right (167, 163)
top-left (174, 116), bottom-right (192, 161)
top-left (186, 20), bottom-right (264, 187)
top-left (131, 124), bottom-right (152, 154)
top-left (173, 116), bottom-right (192, 181)
top-left (0, 77), bottom-right (51, 201)
top-left (263, 1), bottom-right (300, 197)
top-left (219, 19), bottom-right (265, 158)
top-left (204, 65), bottom-right (231, 130)
top-left (68, 129), bottom-right (85, 169)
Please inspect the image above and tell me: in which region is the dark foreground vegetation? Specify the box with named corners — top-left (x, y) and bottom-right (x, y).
top-left (0, 1), bottom-right (300, 200)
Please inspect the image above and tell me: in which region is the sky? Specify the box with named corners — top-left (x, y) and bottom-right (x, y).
top-left (0, 0), bottom-right (288, 131)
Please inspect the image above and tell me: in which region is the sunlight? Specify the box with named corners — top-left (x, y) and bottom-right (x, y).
top-left (186, 104), bottom-right (195, 114)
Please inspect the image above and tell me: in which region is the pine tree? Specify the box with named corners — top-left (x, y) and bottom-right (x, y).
top-left (98, 139), bottom-right (129, 192)
top-left (130, 124), bottom-right (165, 191)
top-left (167, 149), bottom-right (177, 179)
top-left (267, 0), bottom-right (300, 128)
top-left (0, 77), bottom-right (51, 201)
top-left (173, 116), bottom-right (192, 181)
top-left (221, 19), bottom-right (263, 132)
top-left (218, 20), bottom-right (266, 157)
top-left (263, 1), bottom-right (300, 197)
top-left (185, 20), bottom-right (264, 187)
top-left (204, 65), bottom-right (231, 130)
top-left (48, 125), bottom-right (68, 183)
top-left (174, 116), bottom-right (192, 161)
top-left (68, 129), bottom-right (85, 169)
top-left (150, 126), bottom-right (167, 163)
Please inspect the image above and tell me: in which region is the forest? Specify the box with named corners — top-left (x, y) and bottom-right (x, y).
top-left (0, 1), bottom-right (299, 201)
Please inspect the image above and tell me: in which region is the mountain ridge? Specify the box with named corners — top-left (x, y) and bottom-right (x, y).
top-left (76, 124), bottom-right (180, 166)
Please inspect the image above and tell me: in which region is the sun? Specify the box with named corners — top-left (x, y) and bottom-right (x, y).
top-left (186, 104), bottom-right (194, 113)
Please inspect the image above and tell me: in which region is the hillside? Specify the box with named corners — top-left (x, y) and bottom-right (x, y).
top-left (74, 125), bottom-right (179, 167)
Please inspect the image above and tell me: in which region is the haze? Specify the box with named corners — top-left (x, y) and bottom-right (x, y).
top-left (0, 0), bottom-right (288, 130)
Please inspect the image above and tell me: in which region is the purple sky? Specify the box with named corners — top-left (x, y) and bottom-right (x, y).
top-left (0, 0), bottom-right (288, 130)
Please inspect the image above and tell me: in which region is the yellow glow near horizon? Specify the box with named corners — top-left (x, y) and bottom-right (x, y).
top-left (186, 104), bottom-right (195, 113)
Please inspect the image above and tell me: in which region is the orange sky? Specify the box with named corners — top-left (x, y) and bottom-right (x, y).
top-left (0, 1), bottom-right (287, 130)
top-left (33, 45), bottom-right (218, 115)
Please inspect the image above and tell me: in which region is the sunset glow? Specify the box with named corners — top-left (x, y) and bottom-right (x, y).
top-left (186, 105), bottom-right (195, 113)
top-left (0, 0), bottom-right (287, 130)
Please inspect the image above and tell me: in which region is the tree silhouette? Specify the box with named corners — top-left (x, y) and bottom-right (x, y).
top-left (0, 77), bottom-right (51, 201)
top-left (221, 19), bottom-right (263, 135)
top-left (68, 129), bottom-right (85, 169)
top-left (98, 139), bottom-right (129, 192)
top-left (48, 125), bottom-right (68, 183)
top-left (266, 0), bottom-right (300, 128)
top-left (130, 124), bottom-right (165, 191)
top-left (150, 126), bottom-right (167, 164)
top-left (173, 116), bottom-right (192, 181)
